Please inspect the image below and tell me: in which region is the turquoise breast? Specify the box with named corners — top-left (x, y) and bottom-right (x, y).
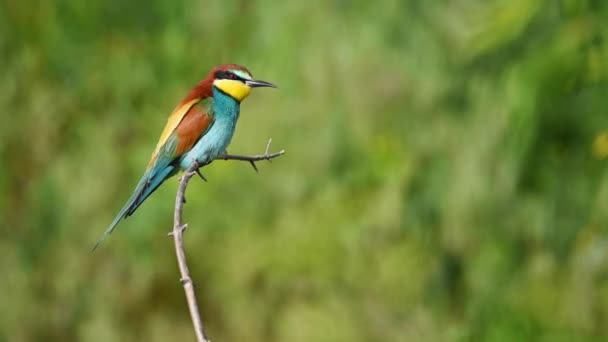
top-left (179, 87), bottom-right (241, 169)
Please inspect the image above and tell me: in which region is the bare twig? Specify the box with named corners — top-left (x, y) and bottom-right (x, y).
top-left (172, 138), bottom-right (284, 342)
top-left (217, 138), bottom-right (285, 172)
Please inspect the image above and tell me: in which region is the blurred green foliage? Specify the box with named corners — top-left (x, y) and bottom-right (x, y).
top-left (1, 0), bottom-right (608, 341)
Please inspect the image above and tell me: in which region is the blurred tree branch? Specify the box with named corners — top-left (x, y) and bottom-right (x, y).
top-left (171, 139), bottom-right (284, 342)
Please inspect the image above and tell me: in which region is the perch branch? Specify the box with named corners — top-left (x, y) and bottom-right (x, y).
top-left (172, 138), bottom-right (284, 342)
top-left (217, 138), bottom-right (285, 172)
top-left (172, 160), bottom-right (208, 342)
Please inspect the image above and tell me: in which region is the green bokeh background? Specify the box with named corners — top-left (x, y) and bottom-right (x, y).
top-left (2, 0), bottom-right (608, 341)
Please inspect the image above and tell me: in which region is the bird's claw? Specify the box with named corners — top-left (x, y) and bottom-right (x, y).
top-left (196, 169), bottom-right (208, 182)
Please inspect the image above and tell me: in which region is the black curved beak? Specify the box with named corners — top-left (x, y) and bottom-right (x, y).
top-left (245, 79), bottom-right (277, 88)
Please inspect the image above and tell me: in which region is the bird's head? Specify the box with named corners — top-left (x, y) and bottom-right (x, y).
top-left (210, 64), bottom-right (276, 102)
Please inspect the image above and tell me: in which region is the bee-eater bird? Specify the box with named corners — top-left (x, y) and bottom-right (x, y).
top-left (93, 64), bottom-right (276, 250)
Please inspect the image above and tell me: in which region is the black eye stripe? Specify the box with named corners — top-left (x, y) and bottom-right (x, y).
top-left (214, 70), bottom-right (244, 81)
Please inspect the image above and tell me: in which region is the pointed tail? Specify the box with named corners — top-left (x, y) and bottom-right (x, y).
top-left (92, 165), bottom-right (177, 251)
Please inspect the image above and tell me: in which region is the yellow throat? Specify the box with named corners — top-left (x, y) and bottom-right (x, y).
top-left (214, 79), bottom-right (252, 102)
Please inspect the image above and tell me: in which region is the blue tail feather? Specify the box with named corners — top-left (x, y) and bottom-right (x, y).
top-left (92, 165), bottom-right (176, 251)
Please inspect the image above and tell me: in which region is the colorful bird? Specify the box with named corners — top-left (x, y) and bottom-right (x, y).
top-left (94, 64), bottom-right (276, 250)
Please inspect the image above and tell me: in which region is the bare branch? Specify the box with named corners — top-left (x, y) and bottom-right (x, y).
top-left (217, 138), bottom-right (285, 171)
top-left (172, 138), bottom-right (284, 342)
top-left (173, 161), bottom-right (209, 342)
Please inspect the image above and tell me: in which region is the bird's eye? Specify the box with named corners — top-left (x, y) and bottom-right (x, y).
top-left (227, 73), bottom-right (237, 80)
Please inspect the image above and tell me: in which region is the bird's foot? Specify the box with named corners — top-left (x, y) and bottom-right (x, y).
top-left (195, 168), bottom-right (207, 182)
top-left (191, 159), bottom-right (212, 182)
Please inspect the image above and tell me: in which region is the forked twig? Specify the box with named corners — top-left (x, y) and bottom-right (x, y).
top-left (217, 138), bottom-right (285, 172)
